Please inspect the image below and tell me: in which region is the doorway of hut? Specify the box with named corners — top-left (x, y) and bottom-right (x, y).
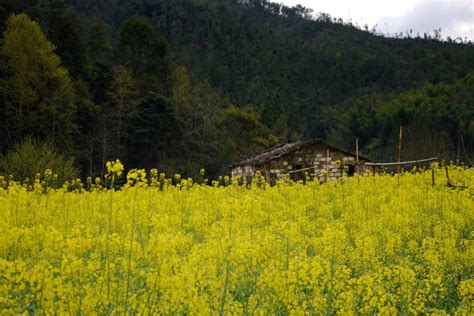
top-left (290, 164), bottom-right (305, 182)
top-left (347, 165), bottom-right (356, 176)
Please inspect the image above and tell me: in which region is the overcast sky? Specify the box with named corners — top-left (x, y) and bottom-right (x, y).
top-left (276, 0), bottom-right (474, 40)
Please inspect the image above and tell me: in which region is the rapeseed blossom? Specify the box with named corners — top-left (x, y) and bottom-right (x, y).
top-left (0, 164), bottom-right (472, 314)
top-left (106, 159), bottom-right (124, 180)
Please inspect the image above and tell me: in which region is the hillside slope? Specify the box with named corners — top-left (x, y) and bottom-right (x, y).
top-left (0, 0), bottom-right (472, 177)
top-left (67, 0), bottom-right (474, 154)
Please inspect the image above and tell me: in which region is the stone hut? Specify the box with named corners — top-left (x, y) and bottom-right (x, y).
top-left (230, 139), bottom-right (370, 184)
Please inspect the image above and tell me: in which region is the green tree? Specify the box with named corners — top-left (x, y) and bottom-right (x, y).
top-left (87, 19), bottom-right (111, 63)
top-left (0, 0), bottom-right (40, 32)
top-left (170, 65), bottom-right (192, 116)
top-left (118, 17), bottom-right (153, 73)
top-left (0, 13), bottom-right (77, 151)
top-left (178, 80), bottom-right (232, 177)
top-left (138, 36), bottom-right (173, 95)
top-left (43, 0), bottom-right (91, 79)
top-left (103, 65), bottom-right (138, 161)
top-left (220, 106), bottom-right (278, 162)
top-left (128, 93), bottom-right (183, 167)
top-left (73, 79), bottom-right (101, 177)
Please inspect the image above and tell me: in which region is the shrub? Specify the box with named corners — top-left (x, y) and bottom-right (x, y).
top-left (0, 138), bottom-right (78, 184)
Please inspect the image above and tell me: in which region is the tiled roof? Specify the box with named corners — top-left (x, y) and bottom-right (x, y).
top-left (232, 139), bottom-right (370, 167)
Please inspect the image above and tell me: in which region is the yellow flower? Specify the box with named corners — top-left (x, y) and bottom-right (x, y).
top-left (106, 159), bottom-right (124, 180)
top-left (0, 165), bottom-right (472, 314)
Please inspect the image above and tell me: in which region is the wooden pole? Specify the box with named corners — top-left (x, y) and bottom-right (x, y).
top-left (445, 164), bottom-right (451, 187)
top-left (457, 135), bottom-right (461, 161)
top-left (431, 167), bottom-right (435, 187)
top-left (356, 138), bottom-right (360, 174)
top-left (340, 151), bottom-right (344, 178)
top-left (460, 134), bottom-right (466, 160)
top-left (326, 149), bottom-right (330, 182)
top-left (397, 126), bottom-right (403, 183)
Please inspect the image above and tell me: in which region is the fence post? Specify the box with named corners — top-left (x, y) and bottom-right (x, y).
top-left (445, 164), bottom-right (451, 187)
top-left (340, 151), bottom-right (344, 179)
top-left (397, 126), bottom-right (403, 184)
top-left (431, 167), bottom-right (435, 187)
top-left (326, 149), bottom-right (330, 182)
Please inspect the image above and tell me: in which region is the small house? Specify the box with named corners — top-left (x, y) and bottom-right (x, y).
top-left (230, 139), bottom-right (370, 184)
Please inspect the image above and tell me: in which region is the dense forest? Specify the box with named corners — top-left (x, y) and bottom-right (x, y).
top-left (0, 0), bottom-right (473, 179)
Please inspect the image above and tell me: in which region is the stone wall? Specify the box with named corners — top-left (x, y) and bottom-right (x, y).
top-left (232, 143), bottom-right (368, 184)
top-left (231, 165), bottom-right (257, 183)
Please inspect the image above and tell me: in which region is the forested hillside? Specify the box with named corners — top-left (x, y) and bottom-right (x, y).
top-left (1, 0), bottom-right (473, 178)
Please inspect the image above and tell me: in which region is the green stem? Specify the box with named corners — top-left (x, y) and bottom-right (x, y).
top-left (124, 187), bottom-right (139, 314)
top-left (106, 176), bottom-right (115, 309)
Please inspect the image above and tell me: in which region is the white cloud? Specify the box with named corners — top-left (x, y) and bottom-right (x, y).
top-left (274, 0), bottom-right (474, 40)
top-left (376, 0), bottom-right (474, 40)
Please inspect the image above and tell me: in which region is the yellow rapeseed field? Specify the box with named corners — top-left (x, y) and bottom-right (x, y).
top-left (0, 163), bottom-right (473, 315)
